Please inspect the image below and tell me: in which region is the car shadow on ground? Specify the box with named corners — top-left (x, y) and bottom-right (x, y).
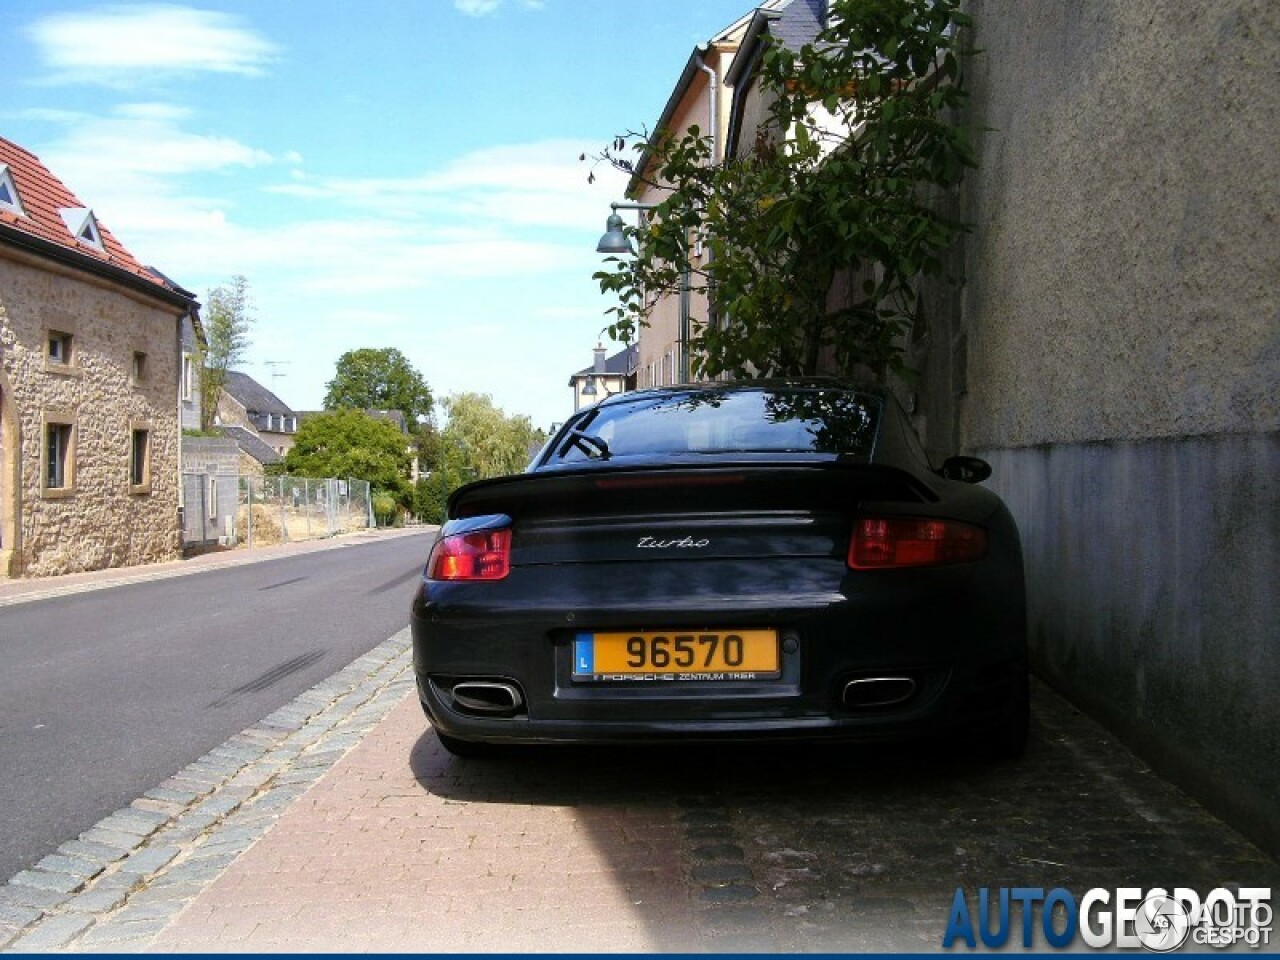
top-left (404, 679), bottom-right (1280, 952)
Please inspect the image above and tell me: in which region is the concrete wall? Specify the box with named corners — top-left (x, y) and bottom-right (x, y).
top-left (180, 436), bottom-right (240, 547)
top-left (0, 252), bottom-right (183, 577)
top-left (931, 0), bottom-right (1279, 852)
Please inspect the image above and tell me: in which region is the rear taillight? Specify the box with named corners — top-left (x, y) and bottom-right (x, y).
top-left (848, 517), bottom-right (986, 569)
top-left (427, 528), bottom-right (512, 581)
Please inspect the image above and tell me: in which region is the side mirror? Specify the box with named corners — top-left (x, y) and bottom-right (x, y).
top-left (939, 455), bottom-right (992, 484)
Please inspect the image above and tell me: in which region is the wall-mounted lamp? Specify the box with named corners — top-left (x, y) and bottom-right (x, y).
top-left (593, 201), bottom-right (691, 384)
top-left (595, 202), bottom-right (654, 255)
top-left (596, 212), bottom-right (631, 254)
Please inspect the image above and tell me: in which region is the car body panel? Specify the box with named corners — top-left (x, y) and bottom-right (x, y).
top-left (411, 380), bottom-right (1028, 751)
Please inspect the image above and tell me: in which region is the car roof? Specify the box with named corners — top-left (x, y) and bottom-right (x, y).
top-left (591, 377), bottom-right (892, 410)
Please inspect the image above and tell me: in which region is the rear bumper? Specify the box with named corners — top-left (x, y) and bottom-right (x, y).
top-left (415, 657), bottom-right (1026, 746)
top-left (410, 557), bottom-right (1026, 747)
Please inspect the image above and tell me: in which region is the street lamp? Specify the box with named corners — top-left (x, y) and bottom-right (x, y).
top-left (595, 201), bottom-right (691, 384)
top-left (595, 202), bottom-right (652, 254)
top-left (595, 212), bottom-right (631, 254)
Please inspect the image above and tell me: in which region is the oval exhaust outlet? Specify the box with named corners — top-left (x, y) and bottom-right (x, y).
top-left (843, 676), bottom-right (916, 709)
top-left (451, 681), bottom-right (524, 715)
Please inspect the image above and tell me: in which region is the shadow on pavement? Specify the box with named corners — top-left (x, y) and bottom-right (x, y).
top-left (405, 682), bottom-right (1280, 953)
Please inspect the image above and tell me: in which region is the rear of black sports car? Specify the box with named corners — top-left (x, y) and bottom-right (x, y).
top-left (411, 382), bottom-right (1028, 757)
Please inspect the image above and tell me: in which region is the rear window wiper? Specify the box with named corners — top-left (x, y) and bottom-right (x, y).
top-left (560, 429), bottom-right (611, 461)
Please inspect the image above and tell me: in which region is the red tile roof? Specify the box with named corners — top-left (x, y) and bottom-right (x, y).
top-left (0, 135), bottom-right (166, 290)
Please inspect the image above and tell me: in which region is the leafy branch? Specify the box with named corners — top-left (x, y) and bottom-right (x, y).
top-left (591, 0), bottom-right (974, 382)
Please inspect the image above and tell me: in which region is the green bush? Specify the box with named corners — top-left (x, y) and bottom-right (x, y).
top-left (414, 474), bottom-right (452, 525)
top-left (371, 490), bottom-right (398, 527)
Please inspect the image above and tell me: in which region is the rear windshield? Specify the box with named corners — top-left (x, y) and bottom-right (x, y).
top-left (553, 388), bottom-right (882, 463)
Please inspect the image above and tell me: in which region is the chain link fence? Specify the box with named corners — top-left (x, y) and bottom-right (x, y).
top-left (182, 474), bottom-right (375, 550)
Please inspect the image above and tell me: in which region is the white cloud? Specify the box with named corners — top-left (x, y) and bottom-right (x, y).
top-left (266, 139), bottom-right (630, 232)
top-left (454, 0), bottom-right (545, 16)
top-left (24, 108), bottom-right (623, 428)
top-left (26, 4), bottom-right (278, 83)
top-left (454, 0), bottom-right (501, 16)
top-left (43, 103), bottom-right (274, 180)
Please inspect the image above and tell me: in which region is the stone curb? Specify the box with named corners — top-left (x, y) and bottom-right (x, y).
top-left (0, 629), bottom-right (415, 953)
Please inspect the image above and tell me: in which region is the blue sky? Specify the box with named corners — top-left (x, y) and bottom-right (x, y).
top-left (2, 0), bottom-right (754, 430)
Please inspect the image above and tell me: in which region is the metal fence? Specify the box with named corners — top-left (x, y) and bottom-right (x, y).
top-left (181, 474), bottom-right (374, 549)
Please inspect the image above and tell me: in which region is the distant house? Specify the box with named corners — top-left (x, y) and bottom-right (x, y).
top-left (217, 370), bottom-right (298, 465)
top-left (217, 425), bottom-right (282, 474)
top-left (0, 136), bottom-right (198, 578)
top-left (568, 343), bottom-right (637, 412)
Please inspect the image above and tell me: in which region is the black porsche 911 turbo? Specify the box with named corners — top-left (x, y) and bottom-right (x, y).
top-left (411, 379), bottom-right (1028, 758)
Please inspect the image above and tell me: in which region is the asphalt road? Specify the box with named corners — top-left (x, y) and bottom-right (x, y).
top-left (0, 531), bottom-right (432, 882)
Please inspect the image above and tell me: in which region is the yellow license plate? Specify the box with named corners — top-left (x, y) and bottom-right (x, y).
top-left (573, 630), bottom-right (779, 680)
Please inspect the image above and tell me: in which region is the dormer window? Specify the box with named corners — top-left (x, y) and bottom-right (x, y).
top-left (59, 207), bottom-right (104, 252)
top-left (0, 164), bottom-right (24, 216)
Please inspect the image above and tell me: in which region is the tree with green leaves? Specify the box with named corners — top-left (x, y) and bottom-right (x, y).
top-left (414, 393), bottom-right (546, 524)
top-left (282, 409), bottom-right (413, 509)
top-left (444, 392), bottom-right (543, 479)
top-left (323, 347), bottom-right (433, 427)
top-left (594, 0), bottom-right (974, 382)
top-left (200, 275), bottom-right (254, 430)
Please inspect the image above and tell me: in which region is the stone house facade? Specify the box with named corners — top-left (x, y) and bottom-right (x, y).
top-left (0, 136), bottom-right (197, 578)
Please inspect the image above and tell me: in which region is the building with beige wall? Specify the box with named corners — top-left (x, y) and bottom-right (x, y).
top-left (0, 137), bottom-right (196, 578)
top-left (622, 6), bottom-right (785, 389)
top-left (568, 343), bottom-right (636, 412)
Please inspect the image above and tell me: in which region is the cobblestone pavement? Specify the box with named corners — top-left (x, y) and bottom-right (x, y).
top-left (2, 619), bottom-right (1275, 953)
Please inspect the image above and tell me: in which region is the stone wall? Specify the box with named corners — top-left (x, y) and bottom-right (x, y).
top-left (913, 0), bottom-right (1280, 853)
top-left (0, 252), bottom-right (183, 577)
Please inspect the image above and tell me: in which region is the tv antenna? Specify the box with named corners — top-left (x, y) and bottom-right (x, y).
top-left (264, 360), bottom-right (291, 385)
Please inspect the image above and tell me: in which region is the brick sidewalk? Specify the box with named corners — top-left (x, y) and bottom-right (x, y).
top-left (116, 676), bottom-right (1280, 953)
top-left (151, 693), bottom-right (696, 953)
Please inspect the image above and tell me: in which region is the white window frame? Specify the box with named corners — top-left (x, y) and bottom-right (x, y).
top-left (58, 207), bottom-right (104, 252)
top-left (0, 164), bottom-right (24, 216)
top-left (181, 353), bottom-right (195, 402)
